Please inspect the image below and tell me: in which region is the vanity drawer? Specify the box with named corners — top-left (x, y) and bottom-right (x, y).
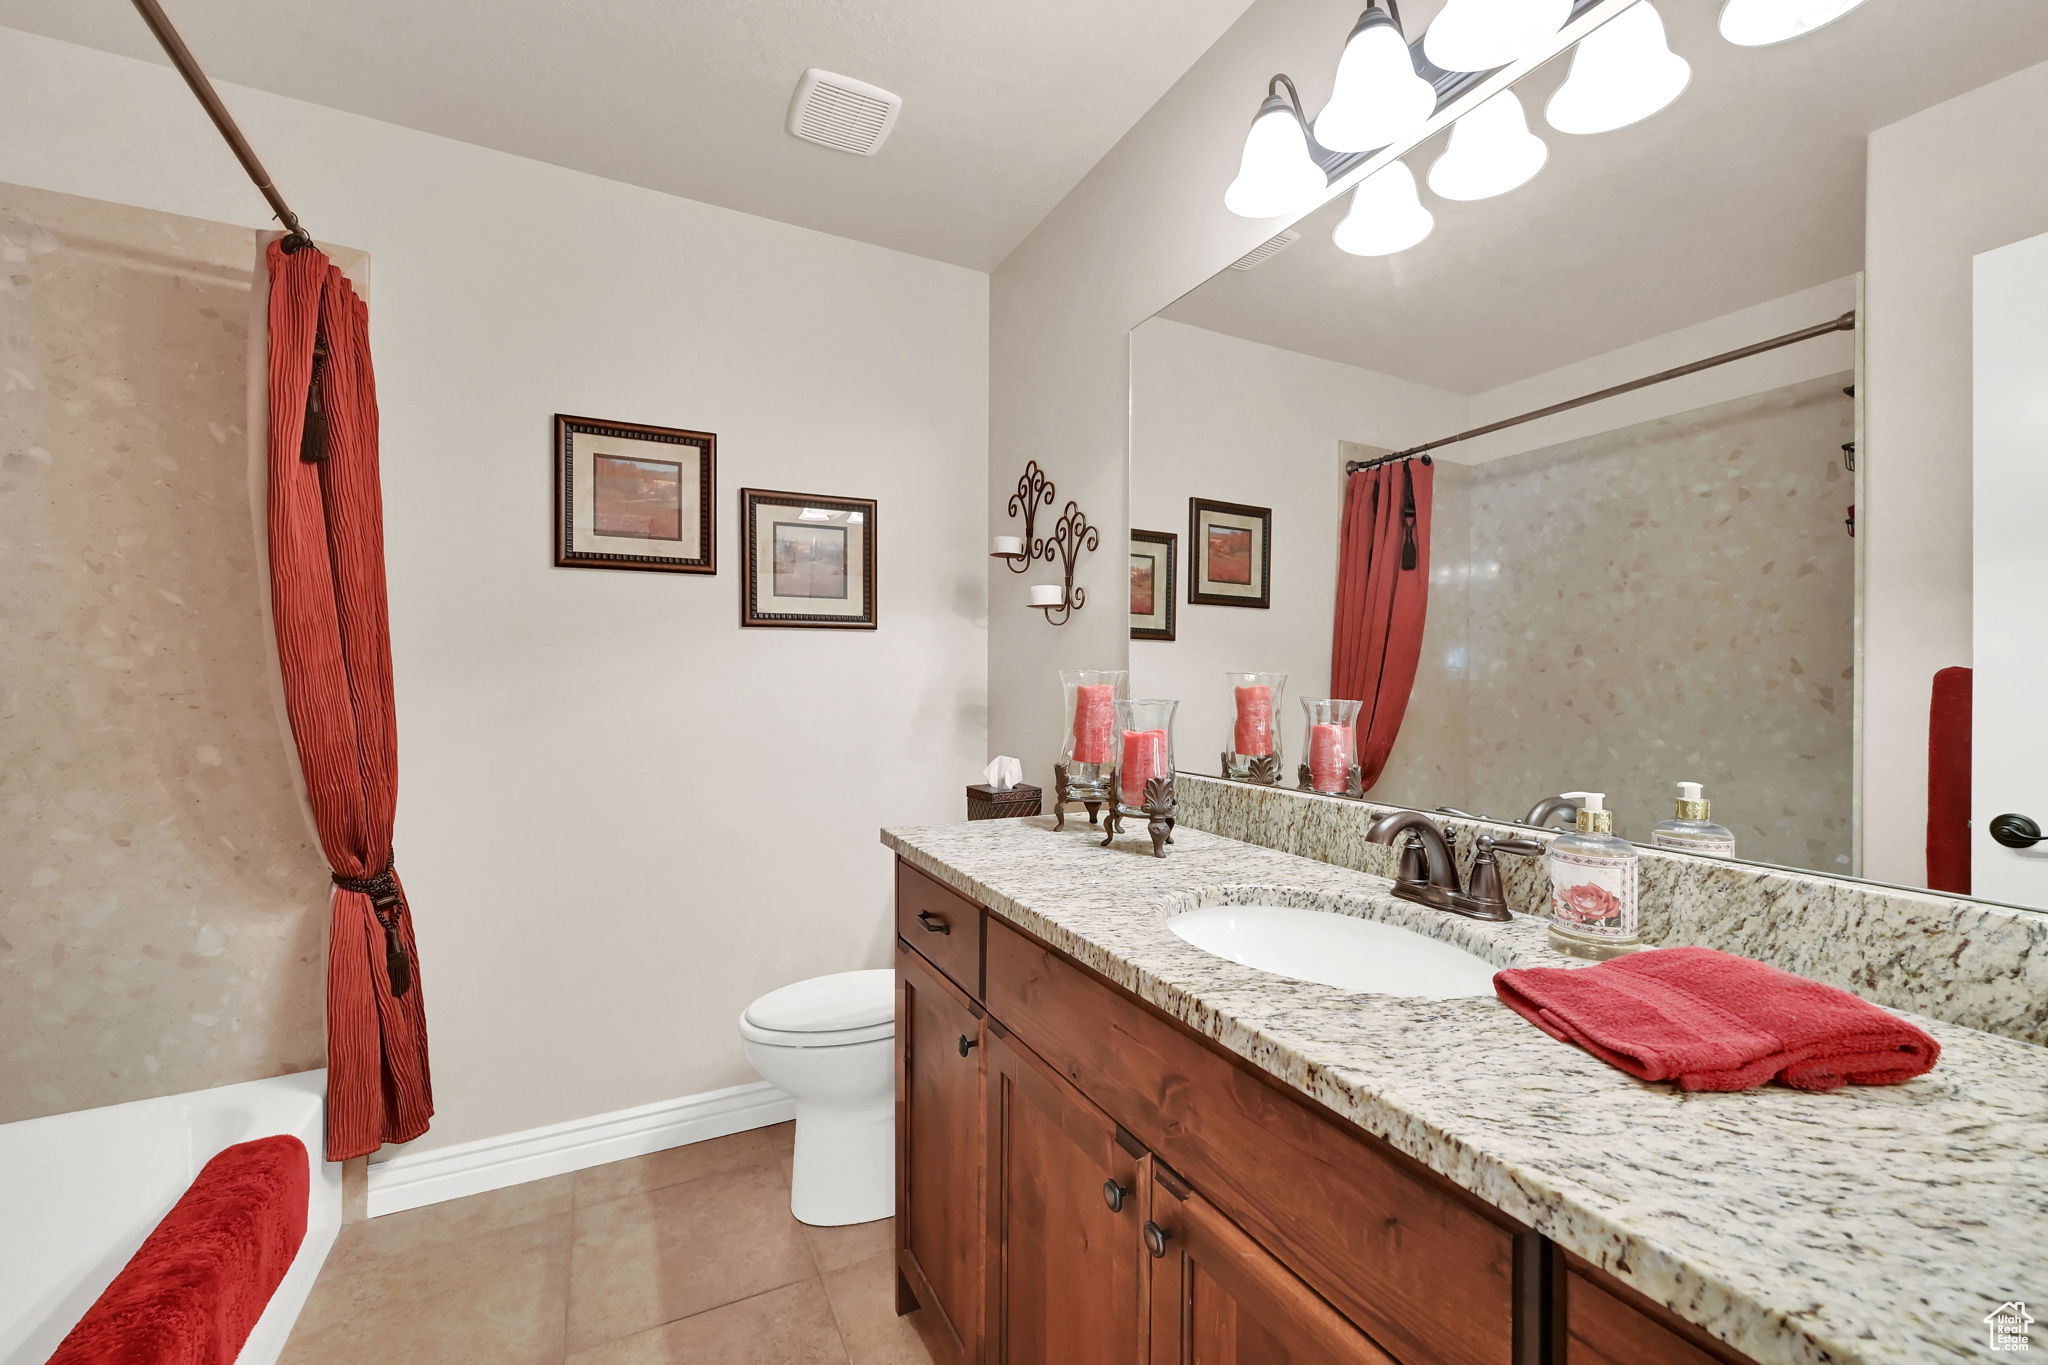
top-left (896, 859), bottom-right (984, 997)
top-left (1562, 1258), bottom-right (1758, 1365)
top-left (983, 916), bottom-right (1518, 1365)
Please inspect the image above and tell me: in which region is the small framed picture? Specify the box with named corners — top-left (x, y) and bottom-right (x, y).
top-left (740, 488), bottom-right (877, 629)
top-left (1189, 497), bottom-right (1270, 608)
top-left (555, 414), bottom-right (715, 573)
top-left (1129, 529), bottom-right (1178, 641)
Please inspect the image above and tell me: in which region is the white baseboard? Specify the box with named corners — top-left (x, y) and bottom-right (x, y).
top-left (364, 1080), bottom-right (794, 1218)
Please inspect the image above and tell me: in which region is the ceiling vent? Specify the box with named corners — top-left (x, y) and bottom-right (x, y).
top-left (787, 69), bottom-right (902, 156)
top-left (1230, 230), bottom-right (1302, 271)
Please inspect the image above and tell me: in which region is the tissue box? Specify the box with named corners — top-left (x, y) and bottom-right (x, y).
top-left (966, 783), bottom-right (1042, 821)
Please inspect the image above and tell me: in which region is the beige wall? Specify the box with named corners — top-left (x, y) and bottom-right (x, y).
top-left (1861, 56), bottom-right (2048, 886)
top-left (0, 28), bottom-right (988, 1154)
top-left (0, 184), bottom-right (329, 1121)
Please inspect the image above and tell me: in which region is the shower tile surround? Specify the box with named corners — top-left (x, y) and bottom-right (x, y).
top-left (1176, 773), bottom-right (2048, 1047)
top-left (882, 816), bottom-right (2047, 1365)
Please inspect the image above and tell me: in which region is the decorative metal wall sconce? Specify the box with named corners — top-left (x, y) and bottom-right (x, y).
top-left (991, 461), bottom-right (1097, 626)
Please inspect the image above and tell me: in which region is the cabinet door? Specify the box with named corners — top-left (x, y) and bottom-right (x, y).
top-left (1145, 1168), bottom-right (1397, 1365)
top-left (984, 1029), bottom-right (1146, 1365)
top-left (898, 941), bottom-right (984, 1362)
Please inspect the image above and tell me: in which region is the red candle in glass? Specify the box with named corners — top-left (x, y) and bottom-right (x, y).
top-left (1232, 685), bottom-right (1274, 757)
top-left (1308, 723), bottom-right (1354, 793)
top-left (1120, 729), bottom-right (1168, 807)
top-left (1071, 684), bottom-right (1115, 764)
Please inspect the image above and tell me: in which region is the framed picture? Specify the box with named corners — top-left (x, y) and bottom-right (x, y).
top-left (555, 414), bottom-right (715, 573)
top-left (1188, 497), bottom-right (1271, 608)
top-left (1129, 529), bottom-right (1177, 641)
top-left (740, 488), bottom-right (878, 629)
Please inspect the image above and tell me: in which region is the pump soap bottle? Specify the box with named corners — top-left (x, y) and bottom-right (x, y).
top-left (1650, 781), bottom-right (1737, 857)
top-left (1544, 792), bottom-right (1641, 960)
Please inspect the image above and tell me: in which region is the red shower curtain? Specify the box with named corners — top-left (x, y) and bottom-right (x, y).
top-left (1331, 459), bottom-right (1434, 792)
top-left (265, 240), bottom-right (432, 1161)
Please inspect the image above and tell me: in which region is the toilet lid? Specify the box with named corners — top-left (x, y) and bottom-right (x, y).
top-left (744, 969), bottom-right (894, 1035)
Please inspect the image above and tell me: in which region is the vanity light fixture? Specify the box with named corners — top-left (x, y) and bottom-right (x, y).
top-left (1423, 0), bottom-right (1570, 74)
top-left (1223, 77), bottom-right (1327, 219)
top-left (1313, 5), bottom-right (1438, 155)
top-left (1718, 0), bottom-right (1870, 47)
top-left (1332, 163), bottom-right (1435, 257)
top-left (1546, 2), bottom-right (1690, 135)
top-left (1427, 90), bottom-right (1547, 201)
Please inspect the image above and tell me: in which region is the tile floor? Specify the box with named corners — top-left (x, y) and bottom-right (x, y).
top-left (279, 1122), bottom-right (942, 1364)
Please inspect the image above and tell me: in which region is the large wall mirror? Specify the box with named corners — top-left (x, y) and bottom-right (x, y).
top-left (1130, 0), bottom-right (2048, 914)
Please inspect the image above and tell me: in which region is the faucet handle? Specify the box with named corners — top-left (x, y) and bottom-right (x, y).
top-left (1465, 834), bottom-right (1543, 918)
top-left (1479, 835), bottom-right (1544, 858)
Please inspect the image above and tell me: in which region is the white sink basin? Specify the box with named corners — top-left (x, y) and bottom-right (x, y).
top-left (1168, 904), bottom-right (1501, 1000)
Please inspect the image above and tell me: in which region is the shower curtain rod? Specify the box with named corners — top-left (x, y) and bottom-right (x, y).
top-left (1344, 311), bottom-right (1857, 474)
top-left (130, 0), bottom-right (314, 251)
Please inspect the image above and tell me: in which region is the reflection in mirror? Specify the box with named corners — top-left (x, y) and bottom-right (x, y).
top-left (1130, 0), bottom-right (2048, 913)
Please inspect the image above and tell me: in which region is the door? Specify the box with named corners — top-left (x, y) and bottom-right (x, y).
top-left (898, 941), bottom-right (984, 1361)
top-left (1145, 1166), bottom-right (1397, 1365)
top-left (1972, 229), bottom-right (2048, 905)
top-left (983, 1029), bottom-right (1146, 1365)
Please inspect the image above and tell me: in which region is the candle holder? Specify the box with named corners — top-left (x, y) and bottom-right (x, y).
top-left (1054, 669), bottom-right (1125, 829)
top-left (1030, 501), bottom-right (1098, 626)
top-left (1219, 671), bottom-right (1287, 785)
top-left (1299, 698), bottom-right (1364, 796)
top-left (991, 460), bottom-right (1055, 574)
top-left (1102, 698), bottom-right (1177, 858)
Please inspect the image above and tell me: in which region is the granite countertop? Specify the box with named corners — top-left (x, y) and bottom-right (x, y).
top-left (881, 816), bottom-right (2048, 1365)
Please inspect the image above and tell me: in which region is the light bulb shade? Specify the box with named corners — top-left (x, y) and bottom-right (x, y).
top-left (1546, 3), bottom-right (1691, 135)
top-left (1423, 0), bottom-right (1570, 73)
top-left (1718, 0), bottom-right (1869, 46)
top-left (1224, 95), bottom-right (1327, 219)
top-left (1427, 91), bottom-right (1547, 201)
top-left (1332, 163), bottom-right (1435, 257)
top-left (1313, 8), bottom-right (1438, 154)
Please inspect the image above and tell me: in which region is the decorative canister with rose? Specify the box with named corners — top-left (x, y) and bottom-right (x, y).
top-left (1542, 792), bottom-right (1641, 960)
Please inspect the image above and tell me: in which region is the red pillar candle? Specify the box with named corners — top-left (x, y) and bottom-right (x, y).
top-left (1309, 723), bottom-right (1355, 794)
top-left (1232, 685), bottom-right (1274, 757)
top-left (1071, 684), bottom-right (1115, 764)
top-left (1120, 729), bottom-right (1168, 807)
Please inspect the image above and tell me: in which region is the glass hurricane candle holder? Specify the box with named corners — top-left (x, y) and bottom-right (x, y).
top-left (1106, 697), bottom-right (1179, 858)
top-left (1221, 671), bottom-right (1287, 784)
top-left (1299, 698), bottom-right (1363, 795)
top-left (1055, 669), bottom-right (1127, 826)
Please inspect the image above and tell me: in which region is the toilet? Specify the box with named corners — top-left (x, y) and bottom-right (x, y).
top-left (738, 969), bottom-right (895, 1226)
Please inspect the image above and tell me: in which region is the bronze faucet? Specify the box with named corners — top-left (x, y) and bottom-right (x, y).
top-left (1522, 795), bottom-right (1580, 829)
top-left (1364, 811), bottom-right (1543, 922)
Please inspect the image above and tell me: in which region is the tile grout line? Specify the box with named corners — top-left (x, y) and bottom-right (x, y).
top-left (798, 1217), bottom-right (860, 1364)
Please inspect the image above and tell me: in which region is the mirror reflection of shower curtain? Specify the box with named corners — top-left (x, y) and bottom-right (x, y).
top-left (1332, 460), bottom-right (1433, 792)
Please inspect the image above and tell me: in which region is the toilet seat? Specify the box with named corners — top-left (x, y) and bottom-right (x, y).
top-left (739, 969), bottom-right (894, 1049)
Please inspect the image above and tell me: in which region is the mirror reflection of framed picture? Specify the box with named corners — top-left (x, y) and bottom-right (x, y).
top-left (1189, 497), bottom-right (1270, 608)
top-left (554, 414), bottom-right (716, 573)
top-left (1130, 529), bottom-right (1177, 641)
top-left (740, 488), bottom-right (877, 629)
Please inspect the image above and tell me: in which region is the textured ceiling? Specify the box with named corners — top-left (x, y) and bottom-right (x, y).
top-left (1162, 0), bottom-right (2048, 392)
top-left (0, 0), bottom-right (1259, 270)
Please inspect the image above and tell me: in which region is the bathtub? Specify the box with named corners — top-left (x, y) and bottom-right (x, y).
top-left (0, 1070), bottom-right (341, 1365)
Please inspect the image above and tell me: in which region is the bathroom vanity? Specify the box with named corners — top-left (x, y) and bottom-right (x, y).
top-left (885, 817), bottom-right (2048, 1365)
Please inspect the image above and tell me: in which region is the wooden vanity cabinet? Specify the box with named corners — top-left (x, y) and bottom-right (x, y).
top-left (896, 940), bottom-right (985, 1362)
top-left (1559, 1255), bottom-right (1757, 1365)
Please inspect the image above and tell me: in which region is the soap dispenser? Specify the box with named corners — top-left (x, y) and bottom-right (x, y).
top-left (1543, 792), bottom-right (1641, 960)
top-left (1650, 781), bottom-right (1737, 857)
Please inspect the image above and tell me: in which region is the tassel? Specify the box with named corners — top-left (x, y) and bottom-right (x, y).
top-left (383, 926), bottom-right (412, 997)
top-left (299, 338), bottom-right (330, 463)
top-left (1400, 465), bottom-right (1419, 570)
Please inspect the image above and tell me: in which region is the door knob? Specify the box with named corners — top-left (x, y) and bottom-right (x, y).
top-left (1102, 1178), bottom-right (1129, 1213)
top-left (1142, 1221), bottom-right (1171, 1258)
top-left (1990, 813), bottom-right (2044, 849)
top-left (957, 1034), bottom-right (979, 1057)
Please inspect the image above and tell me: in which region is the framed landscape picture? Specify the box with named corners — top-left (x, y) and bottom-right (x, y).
top-left (555, 414), bottom-right (715, 573)
top-left (740, 488), bottom-right (878, 629)
top-left (1129, 529), bottom-right (1177, 641)
top-left (1188, 497), bottom-right (1270, 608)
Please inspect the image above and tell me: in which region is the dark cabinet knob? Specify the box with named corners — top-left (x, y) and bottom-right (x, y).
top-left (957, 1034), bottom-right (979, 1057)
top-left (915, 911), bottom-right (951, 935)
top-left (1102, 1179), bottom-right (1129, 1213)
top-left (1142, 1221), bottom-right (1170, 1258)
top-left (1990, 814), bottom-right (2044, 849)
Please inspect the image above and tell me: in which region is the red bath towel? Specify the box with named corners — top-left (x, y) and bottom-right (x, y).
top-left (1494, 947), bottom-right (1940, 1092)
top-left (48, 1134), bottom-right (308, 1365)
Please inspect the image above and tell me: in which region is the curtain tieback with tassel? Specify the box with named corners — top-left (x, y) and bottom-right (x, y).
top-left (332, 859), bottom-right (412, 996)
